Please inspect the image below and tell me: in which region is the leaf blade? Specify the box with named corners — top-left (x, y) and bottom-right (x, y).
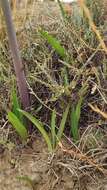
top-left (57, 103), bottom-right (70, 141)
top-left (18, 110), bottom-right (52, 152)
top-left (11, 88), bottom-right (23, 122)
top-left (51, 109), bottom-right (56, 149)
top-left (40, 29), bottom-right (66, 58)
top-left (8, 111), bottom-right (28, 141)
top-left (70, 98), bottom-right (82, 142)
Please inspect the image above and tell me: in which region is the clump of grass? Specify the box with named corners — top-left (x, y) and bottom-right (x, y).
top-left (8, 86), bottom-right (70, 151)
top-left (18, 103), bottom-right (70, 152)
top-left (1, 0), bottom-right (106, 154)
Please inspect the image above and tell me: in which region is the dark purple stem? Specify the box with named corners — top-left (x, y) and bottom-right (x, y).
top-left (1, 0), bottom-right (32, 132)
top-left (0, 0), bottom-right (30, 110)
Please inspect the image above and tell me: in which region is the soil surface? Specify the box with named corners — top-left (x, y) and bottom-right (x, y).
top-left (0, 137), bottom-right (107, 190)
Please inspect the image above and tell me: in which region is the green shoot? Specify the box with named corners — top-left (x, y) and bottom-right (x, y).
top-left (57, 103), bottom-right (70, 142)
top-left (39, 29), bottom-right (69, 88)
top-left (18, 104), bottom-right (70, 151)
top-left (39, 29), bottom-right (66, 58)
top-left (7, 87), bottom-right (28, 142)
top-left (70, 98), bottom-right (82, 142)
top-left (11, 87), bottom-right (23, 123)
top-left (18, 110), bottom-right (53, 152)
top-left (8, 111), bottom-right (28, 141)
top-left (51, 109), bottom-right (56, 149)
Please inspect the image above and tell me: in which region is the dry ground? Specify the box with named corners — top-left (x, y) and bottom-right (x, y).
top-left (1, 136), bottom-right (107, 190)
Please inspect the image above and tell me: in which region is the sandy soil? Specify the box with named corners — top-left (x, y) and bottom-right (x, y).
top-left (0, 136), bottom-right (107, 190)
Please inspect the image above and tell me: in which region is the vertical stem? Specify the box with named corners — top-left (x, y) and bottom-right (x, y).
top-left (0, 0), bottom-right (30, 110)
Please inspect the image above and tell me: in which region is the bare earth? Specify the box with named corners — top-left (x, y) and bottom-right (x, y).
top-left (0, 136), bottom-right (107, 190)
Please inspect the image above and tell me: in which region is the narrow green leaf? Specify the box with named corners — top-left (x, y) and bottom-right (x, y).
top-left (11, 88), bottom-right (23, 122)
top-left (57, 103), bottom-right (70, 141)
top-left (75, 98), bottom-right (82, 122)
top-left (70, 98), bottom-right (82, 142)
top-left (18, 110), bottom-right (52, 152)
top-left (63, 67), bottom-right (69, 86)
top-left (8, 111), bottom-right (28, 141)
top-left (40, 29), bottom-right (66, 58)
top-left (70, 106), bottom-right (79, 141)
top-left (51, 109), bottom-right (56, 149)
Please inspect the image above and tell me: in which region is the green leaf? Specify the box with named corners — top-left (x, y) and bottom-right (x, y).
top-left (75, 98), bottom-right (82, 122)
top-left (8, 111), bottom-right (28, 141)
top-left (40, 29), bottom-right (66, 58)
top-left (11, 88), bottom-right (23, 122)
top-left (51, 109), bottom-right (56, 149)
top-left (18, 110), bottom-right (52, 152)
top-left (61, 67), bottom-right (69, 86)
top-left (57, 103), bottom-right (70, 141)
top-left (70, 106), bottom-right (79, 141)
top-left (70, 98), bottom-right (82, 142)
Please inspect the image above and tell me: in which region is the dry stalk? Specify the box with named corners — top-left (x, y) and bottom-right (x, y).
top-left (58, 141), bottom-right (107, 174)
